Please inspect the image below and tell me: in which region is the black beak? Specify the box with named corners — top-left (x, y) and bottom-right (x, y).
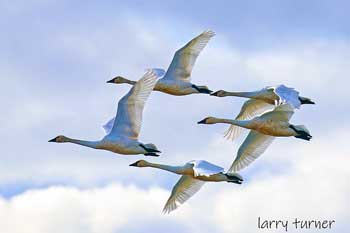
top-left (197, 119), bottom-right (206, 124)
top-left (106, 78), bottom-right (115, 83)
top-left (210, 91), bottom-right (219, 96)
top-left (129, 162), bottom-right (139, 167)
top-left (48, 137), bottom-right (57, 142)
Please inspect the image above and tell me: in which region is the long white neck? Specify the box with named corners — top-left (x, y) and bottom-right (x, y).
top-left (124, 79), bottom-right (137, 85)
top-left (118, 77), bottom-right (136, 85)
top-left (209, 118), bottom-right (254, 129)
top-left (222, 91), bottom-right (256, 98)
top-left (65, 137), bottom-right (101, 149)
top-left (145, 162), bottom-right (183, 175)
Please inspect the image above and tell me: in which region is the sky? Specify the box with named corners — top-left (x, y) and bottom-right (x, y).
top-left (1, 0), bottom-right (349, 232)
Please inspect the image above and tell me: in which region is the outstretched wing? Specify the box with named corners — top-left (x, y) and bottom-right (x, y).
top-left (163, 30), bottom-right (215, 82)
top-left (188, 160), bottom-right (224, 177)
top-left (224, 99), bottom-right (274, 141)
top-left (163, 175), bottom-right (205, 214)
top-left (102, 117), bottom-right (115, 135)
top-left (150, 68), bottom-right (166, 78)
top-left (107, 70), bottom-right (158, 139)
top-left (259, 103), bottom-right (294, 122)
top-left (228, 130), bottom-right (274, 172)
top-left (274, 85), bottom-right (301, 108)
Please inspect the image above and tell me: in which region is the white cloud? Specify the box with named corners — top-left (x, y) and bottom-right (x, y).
top-left (0, 184), bottom-right (170, 233)
top-left (0, 129), bottom-right (348, 233)
top-left (1, 8), bottom-right (350, 233)
top-left (1, 15), bottom-right (350, 189)
top-left (210, 130), bottom-right (350, 233)
top-left (196, 39), bottom-right (350, 99)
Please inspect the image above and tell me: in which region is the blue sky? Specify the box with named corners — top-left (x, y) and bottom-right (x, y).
top-left (1, 1), bottom-right (349, 232)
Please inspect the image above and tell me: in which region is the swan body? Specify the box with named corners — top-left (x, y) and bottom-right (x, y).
top-left (211, 85), bottom-right (315, 140)
top-left (228, 121), bottom-right (311, 172)
top-left (49, 70), bottom-right (161, 156)
top-left (130, 159), bottom-right (243, 213)
top-left (198, 104), bottom-right (311, 138)
top-left (107, 30), bottom-right (215, 96)
top-left (199, 104), bottom-right (311, 172)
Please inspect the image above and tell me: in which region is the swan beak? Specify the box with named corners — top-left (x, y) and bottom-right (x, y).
top-left (106, 78), bottom-right (115, 83)
top-left (210, 91), bottom-right (219, 96)
top-left (129, 162), bottom-right (138, 167)
top-left (48, 137), bottom-right (57, 142)
top-left (197, 119), bottom-right (206, 124)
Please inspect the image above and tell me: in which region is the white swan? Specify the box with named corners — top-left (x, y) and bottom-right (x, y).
top-left (49, 70), bottom-right (161, 156)
top-left (107, 30), bottom-right (215, 95)
top-left (211, 85), bottom-right (315, 140)
top-left (129, 159), bottom-right (243, 213)
top-left (198, 104), bottom-right (312, 171)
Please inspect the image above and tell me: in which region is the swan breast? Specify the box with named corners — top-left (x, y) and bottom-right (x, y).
top-left (99, 138), bottom-right (145, 154)
top-left (155, 79), bottom-right (195, 95)
top-left (255, 120), bottom-right (295, 136)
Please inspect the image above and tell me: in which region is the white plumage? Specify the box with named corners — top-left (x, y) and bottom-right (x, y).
top-left (107, 70), bottom-right (158, 139)
top-left (102, 117), bottom-right (115, 135)
top-left (162, 30), bottom-right (215, 83)
top-left (228, 131), bottom-right (274, 172)
top-left (129, 159), bottom-right (243, 213)
top-left (212, 85), bottom-right (314, 140)
top-left (49, 70), bottom-right (160, 156)
top-left (198, 104), bottom-right (312, 171)
top-left (108, 30), bottom-right (215, 95)
top-left (188, 160), bottom-right (224, 177)
top-left (273, 85), bottom-right (301, 108)
top-left (163, 175), bottom-right (205, 214)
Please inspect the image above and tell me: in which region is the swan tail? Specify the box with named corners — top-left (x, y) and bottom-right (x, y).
top-left (144, 152), bottom-right (160, 157)
top-left (289, 125), bottom-right (312, 141)
top-left (298, 96), bottom-right (315, 105)
top-left (225, 173), bottom-right (243, 184)
top-left (198, 87), bottom-right (213, 94)
top-left (140, 143), bottom-right (161, 153)
top-left (191, 84), bottom-right (213, 94)
top-left (144, 143), bottom-right (158, 150)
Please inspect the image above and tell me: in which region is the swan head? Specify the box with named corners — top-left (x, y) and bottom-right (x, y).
top-left (197, 117), bottom-right (217, 124)
top-left (129, 160), bottom-right (149, 167)
top-left (48, 135), bottom-right (69, 143)
top-left (210, 90), bottom-right (227, 97)
top-left (106, 76), bottom-right (130, 84)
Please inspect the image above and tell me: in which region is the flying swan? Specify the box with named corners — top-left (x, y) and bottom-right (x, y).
top-left (198, 104), bottom-right (312, 171)
top-left (211, 85), bottom-right (314, 140)
top-left (49, 70), bottom-right (161, 156)
top-left (107, 30), bottom-right (215, 95)
top-left (129, 159), bottom-right (243, 213)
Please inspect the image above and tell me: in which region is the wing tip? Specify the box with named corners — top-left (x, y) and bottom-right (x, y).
top-left (203, 30), bottom-right (216, 37)
top-left (162, 201), bottom-right (177, 214)
top-left (141, 69), bottom-right (159, 85)
top-left (223, 125), bottom-right (241, 141)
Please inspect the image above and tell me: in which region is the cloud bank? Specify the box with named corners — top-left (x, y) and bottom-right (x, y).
top-left (0, 130), bottom-right (348, 233)
top-left (1, 1), bottom-right (349, 232)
